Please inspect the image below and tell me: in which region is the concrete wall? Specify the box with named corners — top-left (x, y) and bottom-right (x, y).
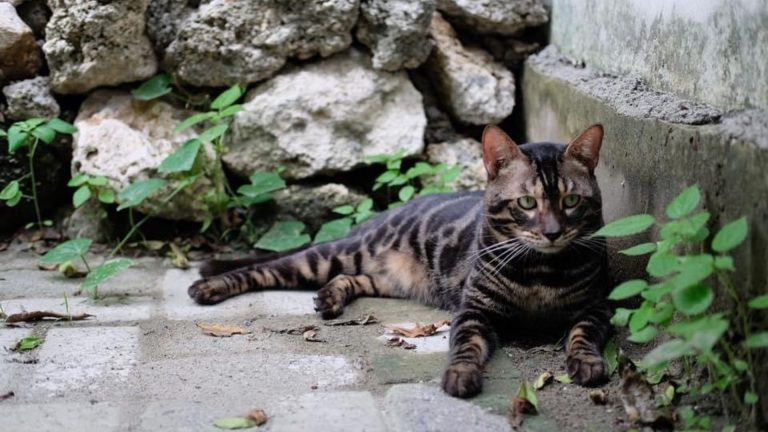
top-left (522, 48), bottom-right (768, 415)
top-left (550, 0), bottom-right (768, 110)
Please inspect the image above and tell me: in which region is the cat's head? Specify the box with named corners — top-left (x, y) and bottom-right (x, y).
top-left (481, 124), bottom-right (604, 253)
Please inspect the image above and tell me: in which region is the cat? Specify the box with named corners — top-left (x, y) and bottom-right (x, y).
top-left (188, 124), bottom-right (612, 398)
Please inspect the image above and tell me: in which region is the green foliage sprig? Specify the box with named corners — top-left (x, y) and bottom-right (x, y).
top-left (595, 185), bottom-right (764, 428)
top-left (368, 150), bottom-right (460, 208)
top-left (0, 118), bottom-right (77, 229)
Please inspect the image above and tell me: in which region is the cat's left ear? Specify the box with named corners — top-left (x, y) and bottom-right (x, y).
top-left (565, 124), bottom-right (603, 172)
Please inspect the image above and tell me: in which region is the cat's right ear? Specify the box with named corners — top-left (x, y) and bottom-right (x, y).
top-left (482, 125), bottom-right (524, 180)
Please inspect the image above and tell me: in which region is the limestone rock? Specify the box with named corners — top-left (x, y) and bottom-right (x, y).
top-left (424, 13), bottom-right (515, 125)
top-left (72, 90), bottom-right (222, 221)
top-left (223, 49), bottom-right (426, 180)
top-left (64, 199), bottom-right (111, 243)
top-left (274, 184), bottom-right (367, 231)
top-left (0, 3), bottom-right (42, 83)
top-left (357, 0), bottom-right (436, 71)
top-left (147, 0), bottom-right (359, 87)
top-left (436, 0), bottom-right (548, 35)
top-left (427, 138), bottom-right (486, 191)
top-left (2, 76), bottom-right (60, 121)
top-left (43, 0), bottom-right (157, 94)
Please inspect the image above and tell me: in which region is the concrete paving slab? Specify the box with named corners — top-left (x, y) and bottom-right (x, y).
top-left (139, 353), bottom-right (361, 403)
top-left (0, 327), bottom-right (33, 396)
top-left (0, 401), bottom-right (124, 432)
top-left (162, 269), bottom-right (317, 320)
top-left (1, 296), bottom-right (153, 323)
top-left (26, 327), bottom-right (139, 401)
top-left (268, 391), bottom-right (387, 432)
top-left (382, 384), bottom-right (510, 432)
top-left (0, 257), bottom-right (166, 300)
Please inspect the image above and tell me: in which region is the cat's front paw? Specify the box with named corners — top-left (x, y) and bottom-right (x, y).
top-left (188, 278), bottom-right (230, 305)
top-left (442, 362), bottom-right (483, 398)
top-left (313, 285), bottom-right (346, 319)
top-left (566, 351), bottom-right (608, 386)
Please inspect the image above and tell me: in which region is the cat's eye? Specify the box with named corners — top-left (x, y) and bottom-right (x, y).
top-left (517, 196), bottom-right (537, 210)
top-left (563, 194), bottom-right (581, 208)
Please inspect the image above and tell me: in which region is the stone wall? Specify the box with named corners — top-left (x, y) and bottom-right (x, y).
top-left (0, 0), bottom-right (548, 232)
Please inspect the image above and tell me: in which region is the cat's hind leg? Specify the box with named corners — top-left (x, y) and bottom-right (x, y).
top-left (314, 274), bottom-right (388, 319)
top-left (189, 262), bottom-right (309, 305)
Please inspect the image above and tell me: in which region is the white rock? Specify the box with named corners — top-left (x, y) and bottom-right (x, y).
top-left (437, 0), bottom-right (548, 35)
top-left (427, 138), bottom-right (486, 191)
top-left (357, 0), bottom-right (436, 71)
top-left (0, 2), bottom-right (41, 83)
top-left (223, 49), bottom-right (426, 180)
top-left (274, 184), bottom-right (367, 231)
top-left (424, 13), bottom-right (515, 125)
top-left (72, 90), bottom-right (222, 221)
top-left (148, 0), bottom-right (359, 87)
top-left (2, 76), bottom-right (59, 121)
top-left (43, 0), bottom-right (157, 94)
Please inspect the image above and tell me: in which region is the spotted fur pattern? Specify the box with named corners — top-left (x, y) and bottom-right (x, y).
top-left (189, 124), bottom-right (613, 398)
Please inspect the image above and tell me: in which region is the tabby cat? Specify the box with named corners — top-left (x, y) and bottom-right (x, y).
top-left (189, 124), bottom-right (613, 398)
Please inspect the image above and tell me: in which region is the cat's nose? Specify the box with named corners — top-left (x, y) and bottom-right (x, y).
top-left (543, 231), bottom-right (562, 242)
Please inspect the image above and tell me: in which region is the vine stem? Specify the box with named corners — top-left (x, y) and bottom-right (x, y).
top-left (718, 270), bottom-right (757, 424)
top-left (28, 140), bottom-right (43, 230)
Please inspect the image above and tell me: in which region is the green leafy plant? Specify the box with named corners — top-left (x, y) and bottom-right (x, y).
top-left (14, 336), bottom-right (43, 352)
top-left (132, 73), bottom-right (173, 101)
top-left (596, 185), bottom-right (764, 428)
top-left (0, 118), bottom-right (77, 229)
top-left (368, 150), bottom-right (460, 208)
top-left (254, 220), bottom-right (311, 252)
top-left (314, 198), bottom-right (374, 244)
top-left (68, 174), bottom-right (115, 209)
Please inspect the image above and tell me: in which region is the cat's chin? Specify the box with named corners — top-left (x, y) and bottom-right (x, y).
top-left (531, 244), bottom-right (567, 254)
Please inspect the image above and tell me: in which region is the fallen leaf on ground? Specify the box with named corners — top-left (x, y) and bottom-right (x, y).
top-left (618, 355), bottom-right (673, 428)
top-left (11, 336), bottom-right (43, 352)
top-left (6, 311), bottom-right (93, 323)
top-left (0, 242), bottom-right (8, 252)
top-left (246, 409), bottom-right (268, 426)
top-left (302, 329), bottom-right (325, 343)
top-left (554, 374), bottom-right (572, 384)
top-left (169, 242), bottom-right (190, 269)
top-left (214, 409), bottom-right (267, 430)
top-left (324, 313), bottom-right (379, 326)
top-left (383, 319), bottom-right (450, 338)
top-left (196, 322), bottom-right (251, 337)
top-left (508, 380), bottom-right (538, 429)
top-left (58, 261), bottom-right (88, 278)
top-left (385, 336), bottom-right (416, 350)
top-left (589, 389), bottom-right (608, 405)
top-left (213, 416), bottom-right (257, 430)
top-left (265, 325), bottom-right (318, 335)
top-left (0, 391), bottom-right (14, 401)
top-left (533, 372), bottom-right (553, 390)
top-left (603, 337), bottom-right (619, 376)
top-left (37, 263), bottom-right (58, 271)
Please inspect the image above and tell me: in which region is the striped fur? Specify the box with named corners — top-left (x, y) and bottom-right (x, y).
top-left (188, 124), bottom-right (613, 398)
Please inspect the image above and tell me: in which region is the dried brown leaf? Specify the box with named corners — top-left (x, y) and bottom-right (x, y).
top-left (37, 263), bottom-right (58, 271)
top-left (618, 355), bottom-right (673, 428)
top-left (169, 242), bottom-right (189, 269)
top-left (196, 322), bottom-right (251, 337)
top-left (302, 329), bottom-right (325, 343)
top-left (508, 380), bottom-right (538, 429)
top-left (246, 409), bottom-right (268, 426)
top-left (324, 313), bottom-right (379, 326)
top-left (5, 311), bottom-right (93, 323)
top-left (0, 391), bottom-right (14, 401)
top-left (266, 325), bottom-right (318, 335)
top-left (59, 262), bottom-right (87, 278)
top-left (533, 372), bottom-right (553, 390)
top-left (383, 319), bottom-right (450, 338)
top-left (385, 336), bottom-right (416, 350)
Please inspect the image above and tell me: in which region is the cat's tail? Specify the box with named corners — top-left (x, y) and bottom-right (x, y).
top-left (199, 246), bottom-right (311, 277)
